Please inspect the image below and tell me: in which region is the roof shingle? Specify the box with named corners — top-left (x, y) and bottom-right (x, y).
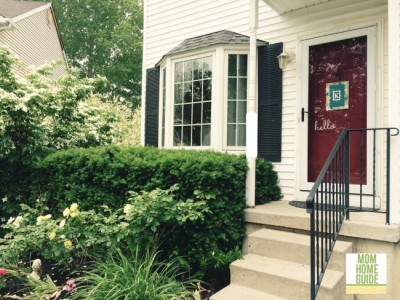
top-left (166, 30), bottom-right (267, 56)
top-left (0, 0), bottom-right (48, 19)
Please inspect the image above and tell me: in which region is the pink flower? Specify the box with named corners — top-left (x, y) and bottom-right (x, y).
top-left (65, 278), bottom-right (76, 292)
top-left (0, 269), bottom-right (7, 276)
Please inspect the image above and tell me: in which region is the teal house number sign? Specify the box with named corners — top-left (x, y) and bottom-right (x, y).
top-left (326, 81), bottom-right (349, 111)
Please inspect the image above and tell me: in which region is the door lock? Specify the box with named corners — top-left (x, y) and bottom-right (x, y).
top-left (301, 108), bottom-right (309, 122)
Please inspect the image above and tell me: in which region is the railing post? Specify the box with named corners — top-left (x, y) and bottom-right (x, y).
top-left (345, 131), bottom-right (350, 220)
top-left (307, 199), bottom-right (316, 300)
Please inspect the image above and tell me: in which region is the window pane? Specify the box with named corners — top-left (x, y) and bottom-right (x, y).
top-left (202, 125), bottom-right (211, 146)
top-left (193, 80), bottom-right (202, 102)
top-left (228, 101), bottom-right (236, 123)
top-left (174, 105), bottom-right (182, 125)
top-left (174, 126), bottom-right (182, 146)
top-left (228, 55), bottom-right (237, 76)
top-left (203, 102), bottom-right (211, 123)
top-left (193, 103), bottom-right (202, 124)
top-left (182, 126), bottom-right (191, 146)
top-left (238, 55), bottom-right (247, 76)
top-left (192, 125), bottom-right (201, 146)
top-left (237, 101), bottom-right (246, 123)
top-left (225, 54), bottom-right (247, 148)
top-left (228, 78), bottom-right (237, 99)
top-left (237, 124), bottom-right (246, 146)
top-left (174, 56), bottom-right (212, 148)
top-left (193, 59), bottom-right (202, 80)
top-left (184, 82), bottom-right (192, 103)
top-left (183, 104), bottom-right (192, 124)
top-left (227, 124), bottom-right (236, 146)
top-left (203, 57), bottom-right (212, 78)
top-left (184, 61), bottom-right (193, 81)
top-left (175, 83), bottom-right (183, 104)
top-left (175, 62), bottom-right (183, 82)
top-left (238, 78), bottom-right (247, 100)
top-left (203, 79), bottom-right (212, 101)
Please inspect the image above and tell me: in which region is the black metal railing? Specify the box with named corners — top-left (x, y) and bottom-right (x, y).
top-left (306, 127), bottom-right (399, 299)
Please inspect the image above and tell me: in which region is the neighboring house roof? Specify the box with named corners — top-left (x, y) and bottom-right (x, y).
top-left (166, 30), bottom-right (267, 56)
top-left (0, 0), bottom-right (67, 78)
top-left (0, 0), bottom-right (48, 19)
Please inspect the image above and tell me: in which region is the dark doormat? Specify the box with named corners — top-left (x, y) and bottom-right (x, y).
top-left (289, 200), bottom-right (377, 212)
top-left (289, 200), bottom-right (346, 211)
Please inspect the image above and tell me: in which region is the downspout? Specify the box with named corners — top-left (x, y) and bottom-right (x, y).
top-left (246, 0), bottom-right (258, 207)
top-left (140, 0), bottom-right (147, 146)
top-left (388, 0), bottom-right (400, 224)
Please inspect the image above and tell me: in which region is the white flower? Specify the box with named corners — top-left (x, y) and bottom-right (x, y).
top-left (123, 204), bottom-right (133, 215)
top-left (14, 216), bottom-right (23, 224)
top-left (59, 219), bottom-right (66, 228)
top-left (36, 216), bottom-right (44, 225)
top-left (7, 217), bottom-right (15, 224)
top-left (36, 214), bottom-right (51, 225)
top-left (2, 196), bottom-right (7, 202)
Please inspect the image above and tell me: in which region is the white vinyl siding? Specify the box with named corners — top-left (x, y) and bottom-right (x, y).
top-left (144, 0), bottom-right (388, 201)
top-left (0, 8), bottom-right (66, 78)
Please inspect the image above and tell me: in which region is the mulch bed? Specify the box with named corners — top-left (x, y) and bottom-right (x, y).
top-left (0, 259), bottom-right (79, 299)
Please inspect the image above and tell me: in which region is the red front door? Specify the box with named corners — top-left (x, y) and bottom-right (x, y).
top-left (308, 36), bottom-right (367, 184)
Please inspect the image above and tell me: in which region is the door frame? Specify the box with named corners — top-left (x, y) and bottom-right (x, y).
top-left (297, 25), bottom-right (379, 203)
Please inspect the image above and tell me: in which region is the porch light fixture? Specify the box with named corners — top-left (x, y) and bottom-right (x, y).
top-left (277, 50), bottom-right (295, 70)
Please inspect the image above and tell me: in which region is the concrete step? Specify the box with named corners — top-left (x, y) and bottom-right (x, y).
top-left (230, 254), bottom-right (345, 300)
top-left (247, 228), bottom-right (353, 272)
top-left (210, 283), bottom-right (288, 300)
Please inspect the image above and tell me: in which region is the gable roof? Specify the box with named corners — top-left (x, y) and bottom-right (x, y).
top-left (166, 30), bottom-right (267, 56)
top-left (0, 0), bottom-right (49, 19)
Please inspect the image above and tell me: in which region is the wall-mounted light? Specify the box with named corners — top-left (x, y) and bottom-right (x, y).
top-left (277, 50), bottom-right (295, 70)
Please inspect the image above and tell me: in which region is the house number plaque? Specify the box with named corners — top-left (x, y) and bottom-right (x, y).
top-left (326, 81), bottom-right (349, 111)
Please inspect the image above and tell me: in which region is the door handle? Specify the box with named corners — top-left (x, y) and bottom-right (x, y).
top-left (301, 108), bottom-right (309, 122)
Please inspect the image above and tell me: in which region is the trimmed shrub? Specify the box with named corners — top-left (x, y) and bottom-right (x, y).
top-left (1, 146), bottom-right (281, 281)
top-left (33, 147), bottom-right (248, 274)
top-left (256, 158), bottom-right (282, 204)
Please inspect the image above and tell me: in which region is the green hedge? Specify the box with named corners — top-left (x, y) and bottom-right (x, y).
top-left (1, 146), bottom-right (281, 278)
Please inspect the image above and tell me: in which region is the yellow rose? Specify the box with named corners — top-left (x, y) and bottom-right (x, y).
top-left (70, 211), bottom-right (79, 218)
top-left (64, 240), bottom-right (72, 248)
top-left (36, 215), bottom-right (45, 225)
top-left (63, 208), bottom-right (71, 218)
top-left (49, 232), bottom-right (56, 240)
top-left (70, 203), bottom-right (78, 212)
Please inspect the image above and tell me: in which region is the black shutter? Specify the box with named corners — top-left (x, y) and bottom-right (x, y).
top-left (145, 67), bottom-right (160, 146)
top-left (258, 43), bottom-right (283, 162)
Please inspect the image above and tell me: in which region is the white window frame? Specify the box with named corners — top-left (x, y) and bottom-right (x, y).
top-left (158, 45), bottom-right (250, 152)
top-left (223, 49), bottom-right (249, 152)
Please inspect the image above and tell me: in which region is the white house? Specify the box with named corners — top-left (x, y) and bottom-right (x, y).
top-left (142, 0), bottom-right (400, 299)
top-left (0, 0), bottom-right (67, 78)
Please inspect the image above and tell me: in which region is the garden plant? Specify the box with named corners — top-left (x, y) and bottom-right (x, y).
top-left (0, 45), bottom-right (282, 299)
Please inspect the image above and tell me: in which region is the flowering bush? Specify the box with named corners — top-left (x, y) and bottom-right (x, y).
top-left (0, 268), bottom-right (7, 289)
top-left (0, 45), bottom-right (140, 165)
top-left (0, 185), bottom-right (209, 269)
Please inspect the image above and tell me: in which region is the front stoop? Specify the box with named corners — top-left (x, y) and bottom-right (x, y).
top-left (211, 228), bottom-right (353, 300)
